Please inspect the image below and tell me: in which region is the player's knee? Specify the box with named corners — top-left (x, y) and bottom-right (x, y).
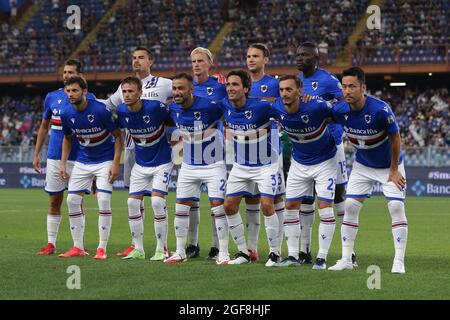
top-left (97, 192), bottom-right (111, 211)
top-left (151, 196), bottom-right (166, 215)
top-left (260, 199), bottom-right (274, 216)
top-left (387, 200), bottom-right (406, 221)
top-left (285, 201), bottom-right (300, 211)
top-left (127, 197), bottom-right (141, 215)
top-left (224, 200), bottom-right (238, 215)
top-left (210, 199), bottom-right (224, 207)
top-left (49, 194), bottom-right (63, 211)
top-left (67, 193), bottom-right (83, 211)
top-left (300, 203), bottom-right (315, 213)
top-left (344, 198), bottom-right (363, 222)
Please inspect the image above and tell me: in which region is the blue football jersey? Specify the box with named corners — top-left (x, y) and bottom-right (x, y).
top-left (220, 97), bottom-right (279, 167)
top-left (298, 68), bottom-right (344, 145)
top-left (271, 98), bottom-right (336, 165)
top-left (169, 96), bottom-right (224, 166)
top-left (332, 95), bottom-right (402, 169)
top-left (193, 76), bottom-right (227, 101)
top-left (61, 100), bottom-right (118, 164)
top-left (249, 74), bottom-right (280, 98)
top-left (117, 100), bottom-right (172, 168)
top-left (43, 88), bottom-right (96, 161)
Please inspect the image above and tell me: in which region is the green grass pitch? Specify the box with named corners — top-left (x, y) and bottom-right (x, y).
top-left (0, 188), bottom-right (449, 300)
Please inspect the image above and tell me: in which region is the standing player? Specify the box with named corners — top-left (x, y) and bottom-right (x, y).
top-left (328, 67), bottom-right (408, 273)
top-left (221, 69), bottom-right (280, 266)
top-left (116, 76), bottom-right (173, 261)
top-left (184, 47), bottom-right (228, 260)
top-left (102, 46), bottom-right (172, 257)
top-left (246, 43), bottom-right (285, 261)
top-left (271, 75), bottom-right (337, 269)
top-left (296, 42), bottom-right (349, 264)
top-left (33, 59), bottom-right (95, 255)
top-left (58, 76), bottom-right (123, 259)
top-left (165, 73), bottom-right (229, 264)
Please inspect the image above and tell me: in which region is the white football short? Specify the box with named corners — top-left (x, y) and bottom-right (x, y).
top-left (242, 154), bottom-right (285, 198)
top-left (44, 159), bottom-right (75, 194)
top-left (129, 162), bottom-right (173, 196)
top-left (335, 142), bottom-right (348, 186)
top-left (226, 162), bottom-right (280, 198)
top-left (176, 161), bottom-right (227, 201)
top-left (346, 161), bottom-right (406, 201)
top-left (68, 161), bottom-right (113, 194)
top-left (286, 155), bottom-right (337, 203)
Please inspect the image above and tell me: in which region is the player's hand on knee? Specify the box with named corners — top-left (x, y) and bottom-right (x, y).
top-left (109, 163), bottom-right (120, 183)
top-left (33, 156), bottom-right (41, 173)
top-left (388, 169), bottom-right (406, 190)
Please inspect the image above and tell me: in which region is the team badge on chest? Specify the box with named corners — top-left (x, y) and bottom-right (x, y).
top-left (87, 114), bottom-right (95, 123)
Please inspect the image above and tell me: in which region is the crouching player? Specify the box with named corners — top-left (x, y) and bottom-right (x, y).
top-left (59, 76), bottom-right (123, 259)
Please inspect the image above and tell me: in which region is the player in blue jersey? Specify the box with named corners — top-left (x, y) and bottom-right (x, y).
top-left (116, 76), bottom-right (173, 261)
top-left (58, 77), bottom-right (123, 260)
top-left (165, 73), bottom-right (229, 264)
top-left (33, 59), bottom-right (96, 256)
top-left (246, 43), bottom-right (285, 262)
top-left (328, 67), bottom-right (408, 274)
top-left (296, 42), bottom-right (350, 265)
top-left (184, 47), bottom-right (228, 260)
top-left (220, 69), bottom-right (280, 266)
top-left (102, 47), bottom-right (172, 258)
top-left (269, 75), bottom-right (337, 269)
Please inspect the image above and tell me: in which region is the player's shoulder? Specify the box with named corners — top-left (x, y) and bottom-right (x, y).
top-left (271, 97), bottom-right (284, 111)
top-left (316, 67), bottom-right (338, 80)
top-left (265, 74), bottom-right (279, 84)
top-left (366, 95), bottom-right (392, 113)
top-left (333, 100), bottom-right (351, 115)
top-left (116, 102), bottom-right (128, 114)
top-left (45, 88), bottom-right (65, 101)
top-left (158, 76), bottom-right (172, 86)
top-left (249, 97), bottom-right (271, 107)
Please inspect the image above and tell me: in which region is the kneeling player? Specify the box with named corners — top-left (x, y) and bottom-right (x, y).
top-left (58, 76), bottom-right (123, 259)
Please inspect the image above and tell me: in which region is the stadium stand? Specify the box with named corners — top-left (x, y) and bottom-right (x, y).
top-left (0, 0), bottom-right (112, 75)
top-left (353, 0), bottom-right (449, 65)
top-left (78, 0), bottom-right (226, 72)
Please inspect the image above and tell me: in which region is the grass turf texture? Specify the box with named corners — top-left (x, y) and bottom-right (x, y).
top-left (0, 188), bottom-right (448, 300)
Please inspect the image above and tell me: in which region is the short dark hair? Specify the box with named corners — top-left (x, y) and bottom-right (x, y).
top-left (342, 66), bottom-right (366, 84)
top-left (226, 69), bottom-right (252, 95)
top-left (65, 59), bottom-right (83, 73)
top-left (133, 46), bottom-right (154, 60)
top-left (173, 72), bottom-right (193, 83)
top-left (248, 43), bottom-right (270, 57)
top-left (65, 76), bottom-right (88, 90)
top-left (120, 76), bottom-right (142, 91)
top-left (298, 42), bottom-right (319, 57)
top-left (279, 75), bottom-right (302, 88)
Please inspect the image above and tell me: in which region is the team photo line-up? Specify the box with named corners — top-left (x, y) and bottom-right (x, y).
top-left (33, 42), bottom-right (408, 273)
